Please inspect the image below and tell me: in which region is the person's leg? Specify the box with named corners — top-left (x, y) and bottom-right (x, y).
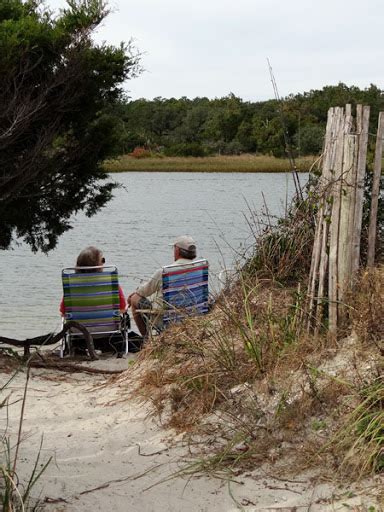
top-left (130, 295), bottom-right (152, 337)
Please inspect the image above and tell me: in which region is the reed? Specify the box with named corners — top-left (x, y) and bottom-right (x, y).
top-left (104, 154), bottom-right (315, 173)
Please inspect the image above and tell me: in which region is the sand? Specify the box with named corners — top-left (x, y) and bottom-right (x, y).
top-left (1, 357), bottom-right (382, 512)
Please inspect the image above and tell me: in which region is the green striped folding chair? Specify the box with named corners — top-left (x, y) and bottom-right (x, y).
top-left (162, 259), bottom-right (209, 327)
top-left (61, 265), bottom-right (128, 357)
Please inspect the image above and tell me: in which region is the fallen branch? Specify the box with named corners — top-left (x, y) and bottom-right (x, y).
top-left (0, 321), bottom-right (98, 360)
top-left (28, 360), bottom-right (123, 375)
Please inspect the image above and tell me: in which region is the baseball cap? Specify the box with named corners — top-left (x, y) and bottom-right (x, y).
top-left (170, 235), bottom-right (196, 250)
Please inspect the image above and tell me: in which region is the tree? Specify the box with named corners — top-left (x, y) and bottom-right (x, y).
top-left (0, 0), bottom-right (140, 252)
top-left (294, 124), bottom-right (324, 155)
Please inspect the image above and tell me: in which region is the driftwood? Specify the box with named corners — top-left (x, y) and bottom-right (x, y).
top-left (0, 320), bottom-right (98, 360)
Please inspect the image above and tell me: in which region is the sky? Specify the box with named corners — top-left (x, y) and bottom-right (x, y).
top-left (48, 0), bottom-right (384, 102)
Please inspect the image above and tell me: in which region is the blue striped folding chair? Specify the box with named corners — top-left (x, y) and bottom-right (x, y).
top-left (162, 259), bottom-right (209, 327)
top-left (61, 265), bottom-right (128, 357)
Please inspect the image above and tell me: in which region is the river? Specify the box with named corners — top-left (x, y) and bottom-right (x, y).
top-left (0, 172), bottom-right (304, 338)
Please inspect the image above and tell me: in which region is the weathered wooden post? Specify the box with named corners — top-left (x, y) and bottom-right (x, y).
top-left (316, 108), bottom-right (342, 334)
top-left (367, 112), bottom-right (384, 266)
top-left (328, 108), bottom-right (349, 333)
top-left (338, 133), bottom-right (357, 300)
top-left (351, 106), bottom-right (370, 274)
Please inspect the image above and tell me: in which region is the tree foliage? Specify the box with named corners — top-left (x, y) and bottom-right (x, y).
top-left (0, 0), bottom-right (140, 252)
top-left (118, 84), bottom-right (384, 157)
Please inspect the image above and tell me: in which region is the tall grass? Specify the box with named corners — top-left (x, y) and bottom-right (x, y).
top-left (329, 376), bottom-right (383, 475)
top-left (131, 276), bottom-right (312, 432)
top-left (104, 154), bottom-right (315, 173)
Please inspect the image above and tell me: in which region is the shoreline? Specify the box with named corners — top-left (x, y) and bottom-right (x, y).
top-left (105, 154), bottom-right (315, 173)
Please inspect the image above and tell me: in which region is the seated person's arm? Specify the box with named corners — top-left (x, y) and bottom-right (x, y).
top-left (128, 269), bottom-right (162, 307)
top-left (59, 297), bottom-right (65, 317)
top-left (118, 285), bottom-right (127, 313)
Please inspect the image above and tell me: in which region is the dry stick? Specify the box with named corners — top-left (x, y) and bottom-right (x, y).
top-left (351, 105), bottom-right (370, 275)
top-left (267, 59), bottom-right (303, 201)
top-left (306, 214), bottom-right (322, 329)
top-left (28, 360), bottom-right (123, 375)
top-left (314, 210), bottom-right (330, 336)
top-left (367, 111), bottom-right (384, 266)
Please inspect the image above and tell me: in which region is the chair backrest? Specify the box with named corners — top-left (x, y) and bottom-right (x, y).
top-left (162, 259), bottom-right (209, 327)
top-left (62, 265), bottom-right (121, 336)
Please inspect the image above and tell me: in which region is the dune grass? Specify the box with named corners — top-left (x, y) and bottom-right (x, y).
top-left (116, 185), bottom-right (383, 481)
top-left (104, 154), bottom-right (316, 173)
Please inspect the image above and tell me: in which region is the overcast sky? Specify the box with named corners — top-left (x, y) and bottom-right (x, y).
top-left (48, 0), bottom-right (383, 102)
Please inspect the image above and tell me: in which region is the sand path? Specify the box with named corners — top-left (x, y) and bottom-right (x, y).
top-left (1, 360), bottom-right (381, 511)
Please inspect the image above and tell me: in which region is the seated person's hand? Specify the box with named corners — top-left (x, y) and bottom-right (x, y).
top-left (127, 292), bottom-right (135, 307)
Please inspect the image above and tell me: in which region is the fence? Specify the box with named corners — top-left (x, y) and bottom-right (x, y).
top-left (307, 104), bottom-right (383, 334)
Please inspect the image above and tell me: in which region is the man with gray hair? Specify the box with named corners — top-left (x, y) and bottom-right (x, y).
top-left (128, 235), bottom-right (198, 337)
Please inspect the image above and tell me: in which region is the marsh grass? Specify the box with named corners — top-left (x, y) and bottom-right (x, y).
top-left (104, 154), bottom-right (315, 173)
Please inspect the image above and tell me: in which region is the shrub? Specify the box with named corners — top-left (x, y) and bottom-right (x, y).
top-left (130, 146), bottom-right (151, 158)
top-left (244, 197), bottom-right (315, 284)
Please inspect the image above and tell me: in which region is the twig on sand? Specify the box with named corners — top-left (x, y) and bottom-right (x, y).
top-left (28, 360), bottom-right (124, 375)
top-left (78, 463), bottom-right (166, 496)
top-left (260, 470), bottom-right (308, 485)
top-left (136, 443), bottom-right (169, 457)
top-left (44, 497), bottom-right (69, 504)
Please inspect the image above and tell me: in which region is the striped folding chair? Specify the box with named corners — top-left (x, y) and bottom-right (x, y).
top-left (61, 265), bottom-right (128, 357)
top-left (162, 259), bottom-right (209, 327)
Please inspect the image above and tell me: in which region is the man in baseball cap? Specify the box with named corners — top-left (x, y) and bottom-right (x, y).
top-left (128, 235), bottom-right (198, 337)
top-left (169, 235), bottom-right (196, 251)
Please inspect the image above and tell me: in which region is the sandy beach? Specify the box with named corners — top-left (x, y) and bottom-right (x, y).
top-left (1, 355), bottom-right (382, 512)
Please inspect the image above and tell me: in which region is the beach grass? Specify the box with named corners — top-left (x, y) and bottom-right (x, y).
top-left (104, 154), bottom-right (317, 173)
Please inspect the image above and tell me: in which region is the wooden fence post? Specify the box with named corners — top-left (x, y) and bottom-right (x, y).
top-left (338, 133), bottom-right (357, 304)
top-left (351, 106), bottom-right (370, 274)
top-left (367, 111), bottom-right (384, 266)
top-left (328, 109), bottom-right (348, 334)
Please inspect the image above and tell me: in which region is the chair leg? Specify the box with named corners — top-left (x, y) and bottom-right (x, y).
top-left (120, 328), bottom-right (128, 355)
top-left (60, 333), bottom-right (68, 358)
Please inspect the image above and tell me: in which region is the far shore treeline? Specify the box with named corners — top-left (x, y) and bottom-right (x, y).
top-left (112, 84), bottom-right (384, 158)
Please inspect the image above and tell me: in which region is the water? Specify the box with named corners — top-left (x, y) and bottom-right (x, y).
top-left (0, 172), bottom-right (303, 338)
